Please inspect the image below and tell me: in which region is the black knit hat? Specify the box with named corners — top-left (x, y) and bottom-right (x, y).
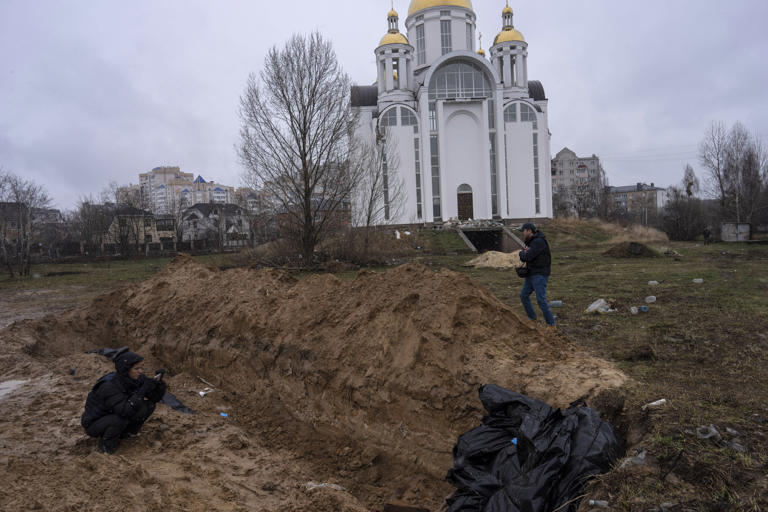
top-left (519, 222), bottom-right (537, 233)
top-left (114, 351), bottom-right (144, 375)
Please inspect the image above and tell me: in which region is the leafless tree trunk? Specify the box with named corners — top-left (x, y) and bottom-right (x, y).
top-left (699, 121), bottom-right (728, 207)
top-left (351, 128), bottom-right (404, 255)
top-left (682, 164), bottom-right (700, 198)
top-left (238, 32), bottom-right (361, 264)
top-left (0, 171), bottom-right (50, 276)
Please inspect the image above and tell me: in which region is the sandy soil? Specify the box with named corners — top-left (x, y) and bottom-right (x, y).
top-left (0, 257), bottom-right (626, 511)
top-left (463, 251), bottom-right (522, 269)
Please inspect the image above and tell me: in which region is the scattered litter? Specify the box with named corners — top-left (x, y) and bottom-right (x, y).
top-left (305, 481), bottom-right (346, 492)
top-left (549, 300), bottom-right (563, 308)
top-left (586, 299), bottom-right (615, 314)
top-left (196, 375), bottom-right (216, 388)
top-left (642, 399), bottom-right (667, 410)
top-left (68, 368), bottom-right (76, 376)
top-left (220, 412), bottom-right (229, 418)
top-left (726, 427), bottom-right (740, 436)
top-left (630, 307), bottom-right (639, 315)
top-left (588, 500), bottom-right (609, 509)
top-left (403, 231), bottom-right (412, 236)
top-left (645, 296), bottom-right (657, 304)
top-left (640, 305), bottom-right (649, 313)
top-left (727, 440), bottom-right (746, 453)
top-left (395, 230), bottom-right (401, 240)
top-left (159, 392), bottom-right (196, 414)
top-left (445, 385), bottom-right (621, 512)
top-left (692, 278), bottom-right (704, 284)
top-left (696, 424), bottom-right (721, 442)
top-left (752, 414), bottom-right (767, 424)
top-left (198, 387), bottom-right (214, 397)
top-left (648, 281), bottom-right (659, 286)
top-left (619, 449), bottom-right (647, 469)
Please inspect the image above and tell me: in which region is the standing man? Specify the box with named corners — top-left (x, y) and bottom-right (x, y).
top-left (518, 222), bottom-right (555, 326)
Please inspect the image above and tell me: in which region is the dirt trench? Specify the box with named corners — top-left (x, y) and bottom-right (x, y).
top-left (0, 256), bottom-right (627, 510)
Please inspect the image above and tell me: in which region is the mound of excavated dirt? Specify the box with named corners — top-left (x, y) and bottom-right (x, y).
top-left (463, 250), bottom-right (522, 269)
top-left (0, 256), bottom-right (626, 510)
top-left (603, 241), bottom-right (660, 258)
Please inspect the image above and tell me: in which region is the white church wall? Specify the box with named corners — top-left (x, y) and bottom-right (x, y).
top-left (388, 123), bottom-right (419, 224)
top-left (441, 103), bottom-right (487, 220)
top-left (505, 122), bottom-right (536, 218)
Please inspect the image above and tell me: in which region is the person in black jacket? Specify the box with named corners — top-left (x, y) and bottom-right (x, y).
top-left (518, 222), bottom-right (555, 326)
top-left (81, 351), bottom-right (166, 454)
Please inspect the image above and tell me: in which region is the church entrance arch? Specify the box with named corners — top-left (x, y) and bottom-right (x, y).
top-left (457, 184), bottom-right (474, 221)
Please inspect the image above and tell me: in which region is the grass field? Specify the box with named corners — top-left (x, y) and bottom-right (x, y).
top-left (2, 222), bottom-right (767, 510)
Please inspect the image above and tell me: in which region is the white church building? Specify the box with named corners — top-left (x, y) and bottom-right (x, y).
top-left (351, 0), bottom-right (552, 224)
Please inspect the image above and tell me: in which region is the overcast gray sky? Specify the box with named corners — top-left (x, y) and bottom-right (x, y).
top-left (2, 0), bottom-right (767, 210)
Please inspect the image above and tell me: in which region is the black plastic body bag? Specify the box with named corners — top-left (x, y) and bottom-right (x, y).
top-left (445, 384), bottom-right (622, 512)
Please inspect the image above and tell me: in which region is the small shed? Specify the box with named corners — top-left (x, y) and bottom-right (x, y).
top-left (720, 222), bottom-right (751, 242)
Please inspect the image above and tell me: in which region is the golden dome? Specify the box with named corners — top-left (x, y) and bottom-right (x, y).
top-left (476, 48), bottom-right (486, 57)
top-left (494, 28), bottom-right (525, 44)
top-left (388, 8), bottom-right (399, 17)
top-left (379, 32), bottom-right (410, 46)
top-left (408, 0), bottom-right (473, 16)
top-left (502, 5), bottom-right (513, 15)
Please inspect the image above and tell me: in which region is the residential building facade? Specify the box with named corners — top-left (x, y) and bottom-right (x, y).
top-left (134, 167), bottom-right (236, 214)
top-left (551, 148), bottom-right (604, 195)
top-left (609, 183), bottom-right (668, 223)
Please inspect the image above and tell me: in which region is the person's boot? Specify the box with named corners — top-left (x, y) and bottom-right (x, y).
top-left (98, 436), bottom-right (118, 454)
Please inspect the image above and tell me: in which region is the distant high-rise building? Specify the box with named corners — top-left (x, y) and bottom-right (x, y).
top-left (550, 148), bottom-right (604, 195)
top-left (133, 167), bottom-right (235, 214)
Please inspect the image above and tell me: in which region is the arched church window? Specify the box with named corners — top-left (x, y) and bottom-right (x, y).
top-left (503, 103), bottom-right (517, 123)
top-left (428, 60), bottom-right (493, 100)
top-left (520, 103), bottom-right (538, 129)
top-left (400, 108), bottom-right (418, 129)
top-left (380, 108), bottom-right (398, 127)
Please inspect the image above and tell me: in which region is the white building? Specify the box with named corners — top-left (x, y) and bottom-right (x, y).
top-left (351, 0), bottom-right (552, 224)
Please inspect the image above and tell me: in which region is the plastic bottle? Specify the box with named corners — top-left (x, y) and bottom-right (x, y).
top-left (630, 307), bottom-right (639, 315)
top-left (549, 300), bottom-right (563, 308)
top-left (588, 500), bottom-right (609, 509)
top-left (645, 296), bottom-right (657, 303)
top-left (693, 278), bottom-right (704, 284)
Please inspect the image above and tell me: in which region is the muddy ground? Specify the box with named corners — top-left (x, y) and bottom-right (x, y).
top-left (0, 257), bottom-right (626, 511)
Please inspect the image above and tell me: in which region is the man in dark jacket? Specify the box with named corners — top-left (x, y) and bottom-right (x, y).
top-left (81, 350), bottom-right (166, 454)
top-left (518, 222), bottom-right (555, 326)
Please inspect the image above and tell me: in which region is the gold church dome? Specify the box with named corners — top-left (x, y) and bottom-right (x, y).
top-left (408, 0), bottom-right (474, 17)
top-left (388, 8), bottom-right (399, 17)
top-left (494, 28), bottom-right (525, 44)
top-left (379, 32), bottom-right (410, 46)
top-left (502, 5), bottom-right (513, 15)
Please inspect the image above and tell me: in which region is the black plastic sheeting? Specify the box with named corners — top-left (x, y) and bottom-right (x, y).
top-left (445, 385), bottom-right (621, 512)
top-left (89, 347), bottom-right (196, 414)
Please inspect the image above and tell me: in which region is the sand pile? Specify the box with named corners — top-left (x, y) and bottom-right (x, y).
top-left (603, 241), bottom-right (660, 258)
top-left (463, 250), bottom-right (522, 269)
top-left (1, 256), bottom-right (626, 510)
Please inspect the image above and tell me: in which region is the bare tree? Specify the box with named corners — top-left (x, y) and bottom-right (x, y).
top-left (352, 128), bottom-right (404, 254)
top-left (238, 32), bottom-right (361, 263)
top-left (682, 163), bottom-right (700, 198)
top-left (0, 171), bottom-right (51, 277)
top-left (699, 121), bottom-right (728, 205)
top-left (701, 121), bottom-right (768, 224)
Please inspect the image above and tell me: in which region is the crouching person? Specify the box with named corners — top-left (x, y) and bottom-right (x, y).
top-left (81, 351), bottom-right (166, 454)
